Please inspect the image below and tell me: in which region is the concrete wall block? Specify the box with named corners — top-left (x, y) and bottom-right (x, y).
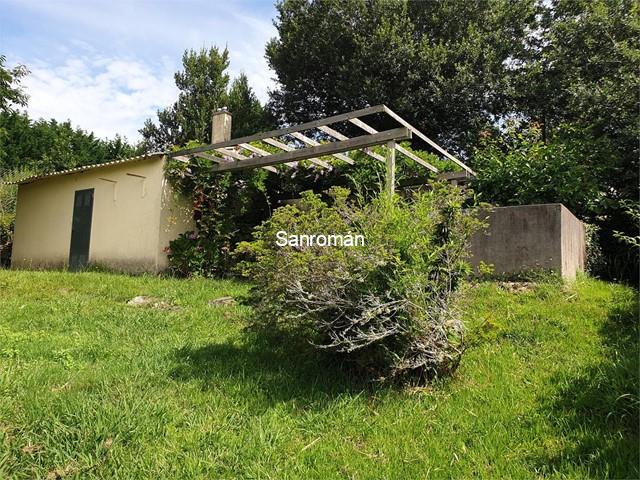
top-left (469, 203), bottom-right (585, 280)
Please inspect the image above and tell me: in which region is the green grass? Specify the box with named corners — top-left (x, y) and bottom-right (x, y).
top-left (0, 271), bottom-right (637, 479)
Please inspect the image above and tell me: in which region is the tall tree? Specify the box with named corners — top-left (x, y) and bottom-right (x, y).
top-left (0, 112), bottom-right (139, 173)
top-left (266, 0), bottom-right (537, 153)
top-left (140, 48), bottom-right (269, 151)
top-left (0, 55), bottom-right (28, 114)
top-left (227, 73), bottom-right (268, 137)
top-left (140, 47), bottom-right (231, 151)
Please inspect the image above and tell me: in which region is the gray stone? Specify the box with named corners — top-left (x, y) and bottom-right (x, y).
top-left (208, 296), bottom-right (236, 307)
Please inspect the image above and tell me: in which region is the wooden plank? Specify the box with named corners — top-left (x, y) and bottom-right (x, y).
top-left (196, 151), bottom-right (276, 172)
top-left (210, 148), bottom-right (276, 173)
top-left (349, 118), bottom-right (439, 172)
top-left (214, 148), bottom-right (246, 161)
top-left (317, 125), bottom-right (348, 140)
top-left (348, 118), bottom-right (377, 134)
top-left (395, 145), bottom-right (438, 173)
top-left (289, 131), bottom-right (354, 164)
top-left (211, 128), bottom-right (411, 173)
top-left (170, 104), bottom-right (387, 158)
top-left (317, 125), bottom-right (386, 162)
top-left (239, 142), bottom-right (298, 168)
top-left (195, 152), bottom-right (232, 163)
top-left (238, 143), bottom-right (270, 156)
top-left (386, 141), bottom-right (396, 195)
top-left (263, 138), bottom-right (331, 168)
top-left (381, 105), bottom-right (475, 175)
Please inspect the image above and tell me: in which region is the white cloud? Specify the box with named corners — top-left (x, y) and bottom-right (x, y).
top-left (5, 0), bottom-right (279, 140)
top-left (23, 57), bottom-right (178, 141)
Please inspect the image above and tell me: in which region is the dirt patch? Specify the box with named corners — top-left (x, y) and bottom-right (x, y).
top-left (21, 442), bottom-right (43, 454)
top-left (498, 281), bottom-right (534, 293)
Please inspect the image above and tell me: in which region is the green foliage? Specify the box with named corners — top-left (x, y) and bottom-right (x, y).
top-left (471, 120), bottom-right (639, 282)
top-left (164, 139), bottom-right (456, 277)
top-left (0, 55), bottom-right (28, 114)
top-left (236, 184), bottom-right (483, 381)
top-left (266, 0), bottom-right (536, 152)
top-left (614, 201), bottom-right (640, 249)
top-left (164, 150), bottom-right (271, 277)
top-left (0, 112), bottom-right (139, 174)
top-left (0, 167), bottom-right (34, 266)
top-left (266, 0), bottom-right (638, 282)
top-left (227, 73), bottom-right (268, 138)
top-left (584, 223), bottom-right (606, 276)
top-left (142, 50), bottom-right (275, 277)
top-left (140, 48), bottom-right (269, 151)
top-left (471, 122), bottom-right (610, 219)
top-left (515, 0), bottom-right (638, 161)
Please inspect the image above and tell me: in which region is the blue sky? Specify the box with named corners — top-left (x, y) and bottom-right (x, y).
top-left (0, 0), bottom-right (278, 141)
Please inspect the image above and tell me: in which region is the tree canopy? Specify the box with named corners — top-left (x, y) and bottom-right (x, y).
top-left (266, 0), bottom-right (639, 282)
top-left (266, 0), bottom-right (538, 153)
top-left (140, 47), bottom-right (269, 151)
top-left (0, 55), bottom-right (28, 114)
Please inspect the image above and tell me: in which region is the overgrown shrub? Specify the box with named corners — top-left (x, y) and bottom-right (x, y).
top-left (164, 152), bottom-right (272, 277)
top-left (471, 121), bottom-right (639, 283)
top-left (164, 141), bottom-right (457, 277)
top-left (0, 167), bottom-right (33, 267)
top-left (236, 184), bottom-right (482, 382)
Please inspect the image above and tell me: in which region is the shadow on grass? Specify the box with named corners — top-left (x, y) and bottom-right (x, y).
top-left (169, 330), bottom-right (373, 408)
top-left (536, 288), bottom-right (639, 479)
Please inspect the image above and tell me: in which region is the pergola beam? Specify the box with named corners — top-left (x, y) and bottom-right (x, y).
top-left (381, 106), bottom-right (474, 175)
top-left (289, 131), bottom-right (354, 164)
top-left (195, 152), bottom-right (231, 163)
top-left (168, 104), bottom-right (474, 177)
top-left (262, 138), bottom-right (330, 169)
top-left (208, 148), bottom-right (277, 173)
top-left (349, 118), bottom-right (439, 173)
top-left (317, 125), bottom-right (385, 163)
top-left (386, 141), bottom-right (396, 195)
top-left (239, 142), bottom-right (298, 168)
top-left (168, 104), bottom-right (387, 158)
top-left (211, 128), bottom-right (411, 173)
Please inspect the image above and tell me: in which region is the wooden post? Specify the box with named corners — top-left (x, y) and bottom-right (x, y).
top-left (386, 140), bottom-right (396, 195)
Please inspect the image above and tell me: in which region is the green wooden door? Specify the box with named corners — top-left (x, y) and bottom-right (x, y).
top-left (69, 188), bottom-right (94, 270)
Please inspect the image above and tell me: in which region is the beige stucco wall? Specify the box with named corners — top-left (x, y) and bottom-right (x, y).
top-left (11, 155), bottom-right (194, 273)
top-left (157, 177), bottom-right (195, 271)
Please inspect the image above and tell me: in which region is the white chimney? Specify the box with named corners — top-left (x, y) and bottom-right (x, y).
top-left (211, 107), bottom-right (232, 143)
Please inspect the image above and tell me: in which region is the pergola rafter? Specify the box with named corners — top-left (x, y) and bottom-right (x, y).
top-left (169, 105), bottom-right (474, 194)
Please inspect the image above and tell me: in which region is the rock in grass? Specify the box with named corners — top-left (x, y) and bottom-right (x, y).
top-left (208, 296), bottom-right (236, 307)
top-left (127, 296), bottom-right (177, 311)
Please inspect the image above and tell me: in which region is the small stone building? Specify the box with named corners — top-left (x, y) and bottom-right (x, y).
top-left (11, 154), bottom-right (194, 273)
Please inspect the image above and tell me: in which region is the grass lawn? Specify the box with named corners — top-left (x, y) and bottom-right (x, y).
top-left (0, 270), bottom-right (637, 479)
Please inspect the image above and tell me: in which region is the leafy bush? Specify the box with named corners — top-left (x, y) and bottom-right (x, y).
top-left (236, 184), bottom-right (482, 382)
top-left (164, 141), bottom-right (459, 277)
top-left (164, 152), bottom-right (272, 277)
top-left (471, 122), bottom-right (611, 220)
top-left (0, 167), bottom-right (33, 267)
top-left (614, 200), bottom-right (640, 250)
top-left (471, 121), bottom-right (640, 283)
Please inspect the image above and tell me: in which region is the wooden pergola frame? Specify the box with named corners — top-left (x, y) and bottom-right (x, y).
top-left (169, 104), bottom-right (474, 194)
